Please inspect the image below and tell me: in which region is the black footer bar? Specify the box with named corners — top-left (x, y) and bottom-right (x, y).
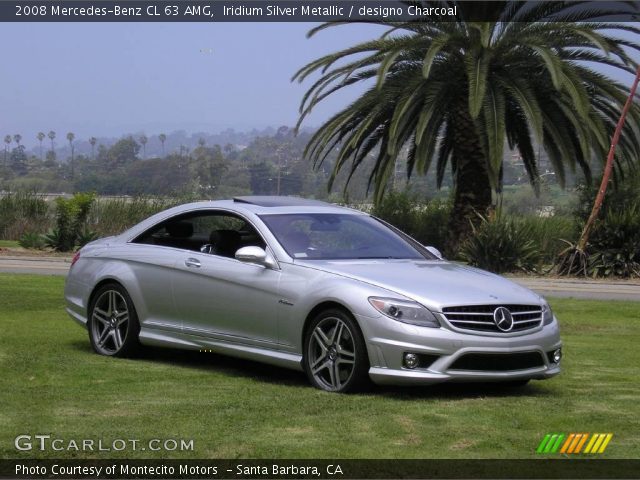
top-left (2, 459), bottom-right (640, 479)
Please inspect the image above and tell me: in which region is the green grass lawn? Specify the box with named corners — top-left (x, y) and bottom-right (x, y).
top-left (0, 274), bottom-right (638, 459)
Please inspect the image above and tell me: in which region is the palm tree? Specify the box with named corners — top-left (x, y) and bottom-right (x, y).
top-left (47, 131), bottom-right (56, 155)
top-left (13, 134), bottom-right (22, 146)
top-left (293, 1), bottom-right (640, 253)
top-left (66, 132), bottom-right (75, 178)
top-left (158, 133), bottom-right (167, 157)
top-left (89, 137), bottom-right (97, 159)
top-left (139, 135), bottom-right (148, 159)
top-left (3, 135), bottom-right (11, 165)
top-left (37, 132), bottom-right (46, 161)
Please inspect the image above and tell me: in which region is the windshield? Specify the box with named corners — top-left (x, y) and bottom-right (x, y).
top-left (259, 213), bottom-right (433, 261)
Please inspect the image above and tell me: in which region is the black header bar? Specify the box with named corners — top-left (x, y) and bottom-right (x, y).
top-left (2, 1), bottom-right (639, 22)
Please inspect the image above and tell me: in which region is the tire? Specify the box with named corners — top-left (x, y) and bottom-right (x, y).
top-left (303, 308), bottom-right (370, 393)
top-left (88, 283), bottom-right (141, 357)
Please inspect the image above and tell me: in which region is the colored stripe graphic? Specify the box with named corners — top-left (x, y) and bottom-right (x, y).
top-left (537, 433), bottom-right (565, 453)
top-left (574, 433), bottom-right (589, 453)
top-left (560, 434), bottom-right (575, 454)
top-left (536, 434), bottom-right (552, 453)
top-left (539, 433), bottom-right (613, 454)
top-left (585, 433), bottom-right (614, 454)
top-left (550, 434), bottom-right (565, 453)
top-left (598, 434), bottom-right (613, 453)
top-left (584, 434), bottom-right (598, 453)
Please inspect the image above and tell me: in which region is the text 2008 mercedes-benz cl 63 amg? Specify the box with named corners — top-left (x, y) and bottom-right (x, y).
top-left (65, 196), bottom-right (562, 392)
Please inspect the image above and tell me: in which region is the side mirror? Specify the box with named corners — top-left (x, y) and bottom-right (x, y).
top-left (235, 246), bottom-right (277, 268)
top-left (425, 246), bottom-right (444, 260)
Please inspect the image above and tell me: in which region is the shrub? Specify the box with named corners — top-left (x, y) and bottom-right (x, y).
top-left (0, 191), bottom-right (51, 240)
top-left (459, 213), bottom-right (542, 274)
top-left (76, 229), bottom-right (99, 248)
top-left (87, 196), bottom-right (180, 237)
top-left (372, 191), bottom-right (450, 250)
top-left (45, 193), bottom-right (96, 251)
top-left (519, 215), bottom-right (578, 265)
top-left (18, 232), bottom-right (46, 250)
top-left (586, 204), bottom-right (640, 278)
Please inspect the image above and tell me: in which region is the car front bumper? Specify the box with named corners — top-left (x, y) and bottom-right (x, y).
top-left (357, 312), bottom-right (562, 386)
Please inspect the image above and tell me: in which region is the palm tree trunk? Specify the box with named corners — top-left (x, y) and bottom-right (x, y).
top-left (446, 104), bottom-right (492, 255)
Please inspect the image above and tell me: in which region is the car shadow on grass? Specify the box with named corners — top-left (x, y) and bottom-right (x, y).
top-left (375, 381), bottom-right (554, 400)
top-left (69, 340), bottom-right (556, 399)
top-left (69, 340), bottom-right (307, 388)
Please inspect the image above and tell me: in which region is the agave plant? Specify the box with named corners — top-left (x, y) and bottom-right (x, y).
top-left (459, 212), bottom-right (542, 274)
top-left (293, 1), bottom-right (640, 253)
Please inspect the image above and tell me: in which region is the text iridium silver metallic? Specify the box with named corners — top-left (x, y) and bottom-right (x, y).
top-left (64, 196), bottom-right (562, 392)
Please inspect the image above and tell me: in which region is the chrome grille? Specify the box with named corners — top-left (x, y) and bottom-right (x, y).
top-left (442, 304), bottom-right (542, 333)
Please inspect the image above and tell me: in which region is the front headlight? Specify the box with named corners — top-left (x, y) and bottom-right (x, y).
top-left (542, 302), bottom-right (554, 325)
top-left (368, 297), bottom-right (440, 328)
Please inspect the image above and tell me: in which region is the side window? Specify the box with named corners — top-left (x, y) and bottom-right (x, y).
top-left (133, 210), bottom-right (266, 258)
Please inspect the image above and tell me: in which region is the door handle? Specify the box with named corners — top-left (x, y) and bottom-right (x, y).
top-left (184, 258), bottom-right (201, 268)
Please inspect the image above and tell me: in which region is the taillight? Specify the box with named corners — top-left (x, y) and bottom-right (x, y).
top-left (70, 251), bottom-right (81, 268)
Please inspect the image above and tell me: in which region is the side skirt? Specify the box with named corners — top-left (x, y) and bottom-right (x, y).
top-left (139, 326), bottom-right (304, 372)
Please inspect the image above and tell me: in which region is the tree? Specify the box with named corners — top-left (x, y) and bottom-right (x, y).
top-left (13, 134), bottom-right (22, 146)
top-left (89, 137), bottom-right (97, 159)
top-left (139, 135), bottom-right (148, 159)
top-left (103, 136), bottom-right (140, 169)
top-left (192, 144), bottom-right (227, 194)
top-left (37, 132), bottom-right (46, 160)
top-left (67, 132), bottom-right (75, 178)
top-left (3, 135), bottom-right (11, 165)
top-left (10, 145), bottom-right (27, 175)
top-left (249, 162), bottom-right (275, 195)
top-left (44, 150), bottom-right (57, 167)
top-left (293, 2), bottom-right (640, 253)
top-left (47, 131), bottom-right (56, 156)
top-left (158, 133), bottom-right (167, 156)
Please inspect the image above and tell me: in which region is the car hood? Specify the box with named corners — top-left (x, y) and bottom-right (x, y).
top-left (296, 259), bottom-right (542, 311)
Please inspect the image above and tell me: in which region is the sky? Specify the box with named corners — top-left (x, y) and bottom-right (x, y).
top-left (1, 21), bottom-right (636, 148)
top-left (0, 22), bottom-right (382, 146)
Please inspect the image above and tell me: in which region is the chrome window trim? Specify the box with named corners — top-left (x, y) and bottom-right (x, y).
top-left (126, 207), bottom-right (282, 270)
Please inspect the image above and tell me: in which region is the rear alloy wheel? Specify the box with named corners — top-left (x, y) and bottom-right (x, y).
top-left (304, 309), bottom-right (369, 393)
top-left (88, 284), bottom-right (140, 357)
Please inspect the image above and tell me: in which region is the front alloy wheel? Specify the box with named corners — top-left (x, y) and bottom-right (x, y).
top-left (304, 309), bottom-right (369, 392)
top-left (89, 284), bottom-right (140, 357)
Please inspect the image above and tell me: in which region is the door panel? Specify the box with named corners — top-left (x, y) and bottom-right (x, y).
top-left (172, 252), bottom-right (282, 346)
top-left (112, 244), bottom-right (179, 331)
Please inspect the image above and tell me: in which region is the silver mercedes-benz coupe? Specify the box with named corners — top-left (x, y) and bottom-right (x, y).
top-left (65, 196), bottom-right (562, 392)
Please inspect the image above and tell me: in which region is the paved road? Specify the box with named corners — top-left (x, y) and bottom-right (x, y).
top-left (1, 255), bottom-right (639, 301)
top-left (506, 277), bottom-right (640, 302)
top-left (0, 255), bottom-right (71, 275)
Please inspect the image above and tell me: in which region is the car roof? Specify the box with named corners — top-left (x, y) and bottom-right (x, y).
top-left (233, 196), bottom-right (329, 208)
top-left (167, 197), bottom-right (364, 216)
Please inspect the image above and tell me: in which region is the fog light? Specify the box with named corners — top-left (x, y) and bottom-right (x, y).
top-left (553, 348), bottom-right (562, 363)
top-left (403, 353), bottom-right (419, 369)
